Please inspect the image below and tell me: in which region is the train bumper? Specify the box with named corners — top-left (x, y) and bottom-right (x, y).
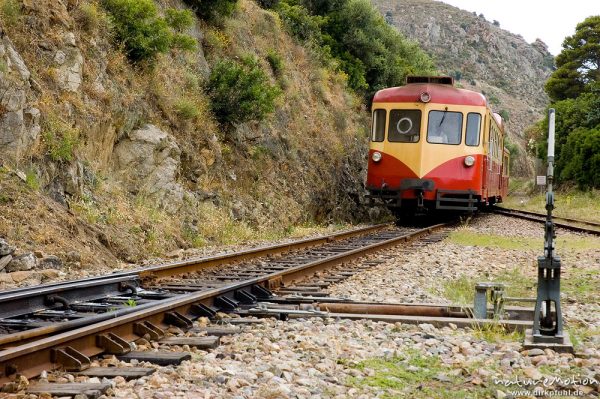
top-left (367, 184), bottom-right (478, 211)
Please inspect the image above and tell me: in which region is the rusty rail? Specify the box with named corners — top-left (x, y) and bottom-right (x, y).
top-left (494, 207), bottom-right (600, 235)
top-left (0, 223), bottom-right (391, 346)
top-left (0, 222), bottom-right (449, 383)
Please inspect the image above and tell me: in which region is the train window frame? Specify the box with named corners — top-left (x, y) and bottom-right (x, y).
top-left (371, 109), bottom-right (386, 142)
top-left (387, 109), bottom-right (421, 143)
top-left (426, 110), bottom-right (463, 145)
top-left (465, 113), bottom-right (481, 147)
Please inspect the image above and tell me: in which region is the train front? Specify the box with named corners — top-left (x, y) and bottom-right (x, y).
top-left (366, 76), bottom-right (488, 217)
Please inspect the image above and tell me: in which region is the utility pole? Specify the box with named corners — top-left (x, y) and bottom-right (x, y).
top-left (524, 108), bottom-right (573, 353)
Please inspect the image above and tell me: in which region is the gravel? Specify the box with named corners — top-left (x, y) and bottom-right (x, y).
top-left (26, 215), bottom-right (600, 397)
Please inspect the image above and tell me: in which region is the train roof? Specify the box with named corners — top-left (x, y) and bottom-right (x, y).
top-left (373, 83), bottom-right (487, 107)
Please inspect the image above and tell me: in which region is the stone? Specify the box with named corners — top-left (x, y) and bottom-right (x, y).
top-left (40, 269), bottom-right (60, 280)
top-left (523, 366), bottom-right (542, 380)
top-left (55, 47), bottom-right (84, 92)
top-left (0, 35), bottom-right (40, 162)
top-left (10, 270), bottom-right (35, 283)
top-left (16, 170), bottom-right (27, 181)
top-left (6, 252), bottom-right (36, 272)
top-left (0, 238), bottom-right (15, 256)
top-left (112, 124), bottom-right (187, 213)
top-left (64, 32), bottom-right (76, 46)
top-left (523, 348), bottom-right (545, 356)
top-left (66, 251), bottom-right (81, 263)
top-left (38, 255), bottom-right (63, 269)
top-left (0, 255), bottom-right (12, 271)
top-left (530, 355), bottom-right (547, 366)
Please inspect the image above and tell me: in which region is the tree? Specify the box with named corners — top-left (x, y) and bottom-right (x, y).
top-left (545, 16), bottom-right (600, 101)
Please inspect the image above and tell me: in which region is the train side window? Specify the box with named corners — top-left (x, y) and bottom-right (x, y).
top-left (388, 110), bottom-right (421, 143)
top-left (371, 109), bottom-right (386, 142)
top-left (466, 113), bottom-right (481, 146)
top-left (427, 110), bottom-right (463, 145)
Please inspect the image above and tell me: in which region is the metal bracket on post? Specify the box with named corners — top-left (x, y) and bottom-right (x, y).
top-left (524, 109), bottom-right (573, 353)
top-left (473, 282), bottom-right (505, 319)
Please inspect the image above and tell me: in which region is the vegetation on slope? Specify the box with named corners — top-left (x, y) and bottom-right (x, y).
top-left (0, 0), bottom-right (426, 271)
top-left (529, 16), bottom-right (600, 188)
top-left (271, 0), bottom-right (436, 95)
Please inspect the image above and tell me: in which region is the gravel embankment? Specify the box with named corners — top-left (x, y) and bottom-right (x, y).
top-left (29, 215), bottom-right (600, 398)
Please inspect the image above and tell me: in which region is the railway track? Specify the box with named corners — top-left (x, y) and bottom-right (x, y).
top-left (0, 221), bottom-right (459, 388)
top-left (494, 206), bottom-right (600, 235)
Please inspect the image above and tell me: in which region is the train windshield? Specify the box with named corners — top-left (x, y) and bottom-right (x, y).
top-left (427, 110), bottom-right (463, 145)
top-left (388, 110), bottom-right (421, 143)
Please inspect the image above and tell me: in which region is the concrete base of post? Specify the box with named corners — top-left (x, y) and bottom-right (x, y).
top-left (523, 329), bottom-right (574, 353)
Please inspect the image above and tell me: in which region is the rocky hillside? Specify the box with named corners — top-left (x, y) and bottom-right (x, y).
top-left (0, 0), bottom-right (371, 283)
top-left (373, 0), bottom-right (554, 175)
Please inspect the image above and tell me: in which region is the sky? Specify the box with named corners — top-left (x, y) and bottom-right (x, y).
top-left (439, 0), bottom-right (600, 55)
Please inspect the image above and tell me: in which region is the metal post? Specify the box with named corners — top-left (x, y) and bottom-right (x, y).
top-left (531, 108), bottom-right (565, 343)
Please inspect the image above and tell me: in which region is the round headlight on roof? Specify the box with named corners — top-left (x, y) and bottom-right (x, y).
top-left (372, 151), bottom-right (382, 162)
top-left (420, 92), bottom-right (431, 103)
top-left (464, 155), bottom-right (475, 167)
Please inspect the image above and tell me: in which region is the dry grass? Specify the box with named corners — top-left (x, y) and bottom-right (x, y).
top-left (503, 179), bottom-right (600, 223)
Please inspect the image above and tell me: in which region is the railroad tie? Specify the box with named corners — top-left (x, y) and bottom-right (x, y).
top-left (27, 382), bottom-right (112, 399)
top-left (159, 335), bottom-right (220, 349)
top-left (117, 351), bottom-right (191, 366)
top-left (190, 326), bottom-right (241, 336)
top-left (75, 367), bottom-right (156, 380)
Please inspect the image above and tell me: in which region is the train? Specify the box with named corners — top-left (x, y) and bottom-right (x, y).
top-left (365, 76), bottom-right (509, 219)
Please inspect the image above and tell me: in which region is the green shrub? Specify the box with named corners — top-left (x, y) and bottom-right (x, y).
top-left (266, 49), bottom-right (284, 77)
top-left (206, 56), bottom-right (281, 126)
top-left (75, 2), bottom-right (103, 32)
top-left (42, 116), bottom-right (80, 162)
top-left (175, 98), bottom-right (200, 119)
top-left (498, 109), bottom-right (510, 121)
top-left (165, 8), bottom-right (194, 31)
top-left (183, 0), bottom-right (238, 23)
top-left (25, 170), bottom-right (39, 190)
top-left (0, 0), bottom-right (21, 26)
top-left (101, 0), bottom-right (196, 62)
top-left (257, 0), bottom-right (280, 9)
top-left (276, 2), bottom-right (323, 43)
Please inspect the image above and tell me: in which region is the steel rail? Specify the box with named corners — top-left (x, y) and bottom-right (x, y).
top-left (0, 223), bottom-right (390, 301)
top-left (498, 207), bottom-right (600, 228)
top-left (0, 222), bottom-right (448, 383)
top-left (0, 223), bottom-right (391, 346)
top-left (494, 207), bottom-right (600, 235)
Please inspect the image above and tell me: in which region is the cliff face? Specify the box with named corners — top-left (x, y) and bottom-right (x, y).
top-left (373, 0), bottom-right (554, 175)
top-left (0, 0), bottom-right (370, 280)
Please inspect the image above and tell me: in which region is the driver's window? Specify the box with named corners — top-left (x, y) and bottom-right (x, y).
top-left (427, 110), bottom-right (463, 145)
top-left (388, 110), bottom-right (421, 143)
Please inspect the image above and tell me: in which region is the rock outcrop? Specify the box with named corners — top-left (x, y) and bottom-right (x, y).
top-left (0, 31), bottom-right (40, 162)
top-left (112, 124), bottom-right (187, 213)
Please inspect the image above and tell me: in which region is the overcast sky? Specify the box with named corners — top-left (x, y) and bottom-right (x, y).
top-left (438, 0), bottom-right (600, 55)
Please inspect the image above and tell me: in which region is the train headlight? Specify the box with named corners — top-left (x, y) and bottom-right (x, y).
top-left (372, 151), bottom-right (382, 162)
top-left (464, 155), bottom-right (475, 167)
top-left (420, 91), bottom-right (431, 103)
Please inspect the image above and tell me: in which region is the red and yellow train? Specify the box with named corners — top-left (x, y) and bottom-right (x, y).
top-left (366, 76), bottom-right (509, 218)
